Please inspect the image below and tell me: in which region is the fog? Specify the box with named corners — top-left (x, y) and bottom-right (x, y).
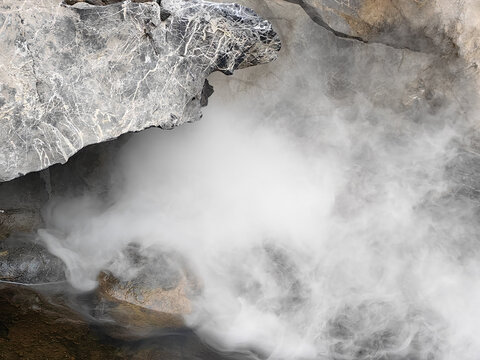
top-left (38, 1), bottom-right (480, 359)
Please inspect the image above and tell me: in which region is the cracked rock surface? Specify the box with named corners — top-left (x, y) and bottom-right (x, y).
top-left (289, 0), bottom-right (480, 67)
top-left (0, 0), bottom-right (280, 181)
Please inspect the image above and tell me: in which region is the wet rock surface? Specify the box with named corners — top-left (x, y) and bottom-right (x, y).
top-left (0, 240), bottom-right (251, 358)
top-left (0, 284), bottom-right (119, 360)
top-left (94, 244), bottom-right (199, 339)
top-left (0, 236), bottom-right (66, 285)
top-left (99, 244), bottom-right (197, 313)
top-left (0, 284), bottom-right (253, 359)
top-left (0, 236), bottom-right (204, 348)
top-left (0, 0), bottom-right (280, 181)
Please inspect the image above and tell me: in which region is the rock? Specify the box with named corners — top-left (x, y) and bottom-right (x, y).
top-left (0, 0), bottom-right (281, 182)
top-left (95, 243), bottom-right (198, 338)
top-left (288, 0), bottom-right (480, 69)
top-left (99, 272), bottom-right (192, 315)
top-left (0, 236), bottom-right (66, 285)
top-left (0, 284), bottom-right (120, 359)
top-left (0, 208), bottom-right (44, 242)
top-left (0, 283), bottom-right (250, 359)
top-left (0, 171), bottom-right (50, 240)
top-left (212, 0), bottom-right (476, 117)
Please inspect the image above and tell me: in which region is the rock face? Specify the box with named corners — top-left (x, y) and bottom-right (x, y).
top-left (289, 0), bottom-right (480, 66)
top-left (0, 0), bottom-right (280, 182)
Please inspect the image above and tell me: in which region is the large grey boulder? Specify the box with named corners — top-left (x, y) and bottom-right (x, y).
top-left (0, 0), bottom-right (280, 181)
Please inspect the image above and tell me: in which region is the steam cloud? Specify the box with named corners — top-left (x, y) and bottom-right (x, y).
top-left (39, 2), bottom-right (480, 359)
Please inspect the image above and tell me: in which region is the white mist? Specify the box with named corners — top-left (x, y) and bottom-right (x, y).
top-left (39, 1), bottom-right (480, 358)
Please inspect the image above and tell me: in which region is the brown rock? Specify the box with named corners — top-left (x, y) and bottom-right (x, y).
top-left (0, 283), bottom-right (121, 359)
top-left (98, 271), bottom-right (192, 315)
top-left (0, 283), bottom-right (240, 359)
top-left (94, 243), bottom-right (200, 338)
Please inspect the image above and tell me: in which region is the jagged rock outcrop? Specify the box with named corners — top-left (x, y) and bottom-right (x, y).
top-left (0, 0), bottom-right (280, 182)
top-left (288, 0), bottom-right (480, 67)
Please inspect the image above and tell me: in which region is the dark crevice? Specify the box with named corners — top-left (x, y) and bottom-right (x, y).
top-left (200, 79), bottom-right (214, 107)
top-left (283, 0), bottom-right (367, 43)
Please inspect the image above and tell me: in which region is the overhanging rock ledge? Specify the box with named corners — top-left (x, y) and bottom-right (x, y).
top-left (0, 0), bottom-right (281, 181)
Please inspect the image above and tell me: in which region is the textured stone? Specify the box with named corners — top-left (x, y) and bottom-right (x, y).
top-left (0, 171), bottom-right (49, 240)
top-left (289, 0), bottom-right (480, 68)
top-left (213, 0), bottom-right (476, 118)
top-left (98, 243), bottom-right (196, 311)
top-left (0, 284), bottom-right (249, 358)
top-left (0, 236), bottom-right (66, 285)
top-left (96, 243), bottom-right (198, 335)
top-left (0, 0), bottom-right (280, 181)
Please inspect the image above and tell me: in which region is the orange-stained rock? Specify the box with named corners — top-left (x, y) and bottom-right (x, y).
top-left (98, 271), bottom-right (192, 315)
top-left (94, 243), bottom-right (200, 339)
